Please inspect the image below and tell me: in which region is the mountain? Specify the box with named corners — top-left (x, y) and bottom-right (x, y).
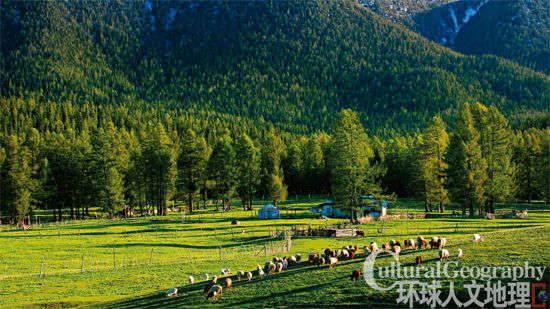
top-left (362, 0), bottom-right (550, 74)
top-left (1, 0), bottom-right (548, 134)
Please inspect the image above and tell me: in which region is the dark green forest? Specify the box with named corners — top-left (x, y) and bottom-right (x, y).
top-left (1, 0), bottom-right (549, 133)
top-left (0, 1), bottom-right (549, 225)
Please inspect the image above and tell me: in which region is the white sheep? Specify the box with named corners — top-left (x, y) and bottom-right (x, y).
top-left (236, 270), bottom-right (245, 281)
top-left (458, 248), bottom-right (463, 258)
top-left (220, 268), bottom-right (231, 276)
top-left (439, 249), bottom-right (450, 261)
top-left (329, 257), bottom-right (338, 268)
top-left (188, 275), bottom-right (194, 285)
top-left (473, 234), bottom-right (482, 245)
top-left (212, 275), bottom-right (218, 283)
top-left (205, 273), bottom-right (210, 281)
top-left (246, 271), bottom-right (253, 282)
top-left (257, 265), bottom-right (265, 279)
top-left (369, 242), bottom-right (379, 253)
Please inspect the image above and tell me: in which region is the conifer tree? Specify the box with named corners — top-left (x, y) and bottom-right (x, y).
top-left (235, 133), bottom-right (261, 210)
top-left (328, 109), bottom-right (373, 220)
top-left (178, 129), bottom-right (208, 213)
top-left (207, 134), bottom-right (237, 210)
top-left (447, 103), bottom-right (487, 217)
top-left (418, 115), bottom-right (449, 213)
top-left (471, 103), bottom-right (515, 213)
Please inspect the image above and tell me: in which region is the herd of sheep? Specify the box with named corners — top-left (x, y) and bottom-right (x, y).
top-left (168, 233), bottom-right (483, 300)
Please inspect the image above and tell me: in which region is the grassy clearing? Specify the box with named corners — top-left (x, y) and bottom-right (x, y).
top-left (0, 198), bottom-right (548, 308)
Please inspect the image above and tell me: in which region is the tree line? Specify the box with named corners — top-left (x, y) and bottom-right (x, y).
top-left (0, 98), bottom-right (548, 225)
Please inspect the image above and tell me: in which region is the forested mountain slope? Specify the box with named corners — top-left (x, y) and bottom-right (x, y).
top-left (1, 0), bottom-right (548, 133)
top-left (363, 0), bottom-right (550, 74)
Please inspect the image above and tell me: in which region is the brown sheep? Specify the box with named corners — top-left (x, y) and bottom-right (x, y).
top-left (438, 238), bottom-right (447, 248)
top-left (275, 262), bottom-right (283, 273)
top-left (429, 237), bottom-right (439, 249)
top-left (269, 263), bottom-right (276, 274)
top-left (415, 256), bottom-right (422, 265)
top-left (356, 230), bottom-right (365, 237)
top-left (224, 277), bottom-right (232, 289)
top-left (308, 253), bottom-right (319, 264)
top-left (350, 269), bottom-right (361, 281)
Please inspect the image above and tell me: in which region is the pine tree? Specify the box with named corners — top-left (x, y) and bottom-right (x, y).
top-left (235, 133), bottom-right (261, 210)
top-left (207, 134), bottom-right (237, 210)
top-left (537, 129), bottom-right (550, 204)
top-left (471, 103), bottom-right (515, 213)
top-left (514, 129), bottom-right (541, 203)
top-left (105, 166), bottom-right (125, 218)
top-left (418, 115), bottom-right (449, 213)
top-left (328, 109), bottom-right (373, 220)
top-left (177, 129), bottom-right (208, 213)
top-left (4, 135), bottom-right (32, 225)
top-left (447, 103), bottom-right (487, 217)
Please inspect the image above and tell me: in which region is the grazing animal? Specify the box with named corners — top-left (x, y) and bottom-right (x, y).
top-left (473, 234), bottom-right (482, 244)
top-left (205, 273), bottom-right (210, 281)
top-left (340, 249), bottom-right (350, 260)
top-left (356, 230), bottom-right (365, 237)
top-left (167, 288), bottom-right (178, 297)
top-left (350, 251), bottom-right (356, 259)
top-left (438, 238), bottom-right (447, 248)
top-left (329, 257), bottom-right (338, 269)
top-left (308, 253), bottom-right (319, 264)
top-left (295, 253), bottom-right (302, 262)
top-left (316, 256), bottom-right (326, 267)
top-left (392, 245), bottom-right (401, 255)
top-left (276, 262), bottom-right (283, 273)
top-left (415, 256), bottom-right (422, 265)
top-left (221, 268), bottom-right (231, 276)
top-left (458, 248), bottom-right (463, 258)
top-left (224, 277), bottom-right (232, 289)
top-left (439, 249), bottom-right (450, 261)
top-left (264, 261), bottom-right (274, 273)
top-left (349, 245), bottom-right (357, 253)
top-left (369, 242), bottom-right (379, 253)
top-left (236, 271), bottom-right (245, 281)
top-left (289, 255), bottom-right (297, 266)
top-left (212, 276), bottom-right (218, 284)
top-left (324, 248), bottom-right (336, 257)
top-left (382, 243), bottom-right (390, 251)
top-left (404, 239), bottom-right (415, 250)
top-left (207, 285), bottom-right (223, 300)
top-left (350, 269), bottom-right (361, 281)
top-left (256, 265), bottom-right (265, 279)
top-left (188, 275), bottom-right (194, 285)
top-left (246, 271), bottom-right (253, 282)
top-left (416, 236), bottom-right (426, 249)
top-left (282, 258), bottom-right (288, 269)
top-left (269, 263), bottom-right (277, 274)
top-left (429, 237), bottom-right (439, 249)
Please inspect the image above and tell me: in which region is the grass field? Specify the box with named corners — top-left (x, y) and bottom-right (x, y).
top-left (0, 198), bottom-right (548, 308)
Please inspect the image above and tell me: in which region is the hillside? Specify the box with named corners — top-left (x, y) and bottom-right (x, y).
top-left (363, 0), bottom-right (550, 74)
top-left (1, 0), bottom-right (549, 133)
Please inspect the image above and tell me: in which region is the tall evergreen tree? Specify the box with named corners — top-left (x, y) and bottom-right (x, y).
top-left (328, 109), bottom-right (373, 220)
top-left (471, 103), bottom-right (516, 213)
top-left (207, 134), bottom-right (237, 210)
top-left (177, 129), bottom-right (208, 213)
top-left (447, 103), bottom-right (487, 217)
top-left (4, 135), bottom-right (32, 225)
top-left (235, 133), bottom-right (261, 210)
top-left (418, 115), bottom-right (449, 213)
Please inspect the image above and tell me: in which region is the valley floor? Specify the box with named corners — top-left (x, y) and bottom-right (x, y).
top-left (0, 198), bottom-right (548, 308)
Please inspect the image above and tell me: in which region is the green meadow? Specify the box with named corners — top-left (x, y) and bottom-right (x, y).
top-left (1, 198), bottom-right (548, 308)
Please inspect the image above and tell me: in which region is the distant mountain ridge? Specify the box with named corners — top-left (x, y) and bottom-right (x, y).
top-left (1, 0), bottom-right (548, 134)
top-left (361, 0), bottom-right (550, 74)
